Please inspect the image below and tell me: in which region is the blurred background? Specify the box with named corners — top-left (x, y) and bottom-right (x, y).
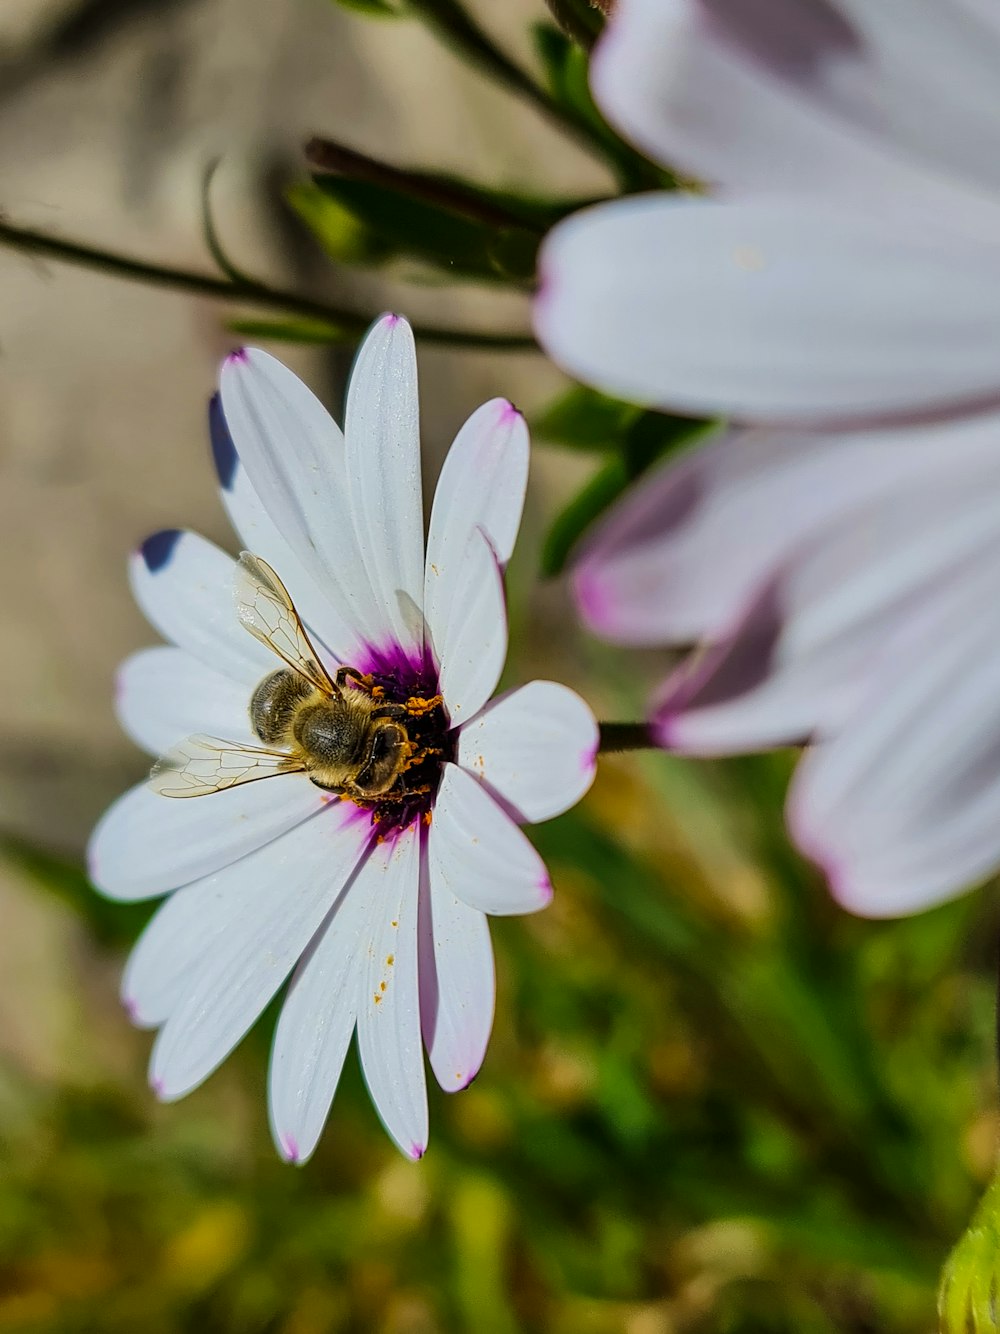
top-left (0, 2), bottom-right (996, 1330)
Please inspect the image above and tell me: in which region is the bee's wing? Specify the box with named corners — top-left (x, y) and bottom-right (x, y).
top-left (234, 552), bottom-right (336, 695)
top-left (149, 734), bottom-right (304, 798)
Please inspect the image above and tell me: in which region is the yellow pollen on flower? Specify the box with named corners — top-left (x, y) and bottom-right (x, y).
top-left (386, 955), bottom-right (395, 966)
top-left (373, 993), bottom-right (382, 1005)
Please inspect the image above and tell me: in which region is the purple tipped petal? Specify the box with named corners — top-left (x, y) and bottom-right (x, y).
top-left (129, 529), bottom-right (272, 684)
top-left (208, 393), bottom-right (239, 492)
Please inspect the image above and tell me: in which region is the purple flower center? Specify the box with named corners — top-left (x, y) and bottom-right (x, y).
top-left (347, 645), bottom-right (454, 836)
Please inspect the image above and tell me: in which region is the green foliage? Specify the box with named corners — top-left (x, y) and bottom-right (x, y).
top-left (226, 314), bottom-right (357, 345)
top-left (5, 733), bottom-right (994, 1331)
top-left (531, 22), bottom-right (673, 190)
top-left (289, 174), bottom-right (544, 286)
top-left (329, 0), bottom-right (404, 16)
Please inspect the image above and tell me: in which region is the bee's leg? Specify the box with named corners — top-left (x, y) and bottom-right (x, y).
top-left (308, 776), bottom-right (346, 794)
top-left (334, 666), bottom-right (368, 692)
top-left (371, 702), bottom-right (408, 722)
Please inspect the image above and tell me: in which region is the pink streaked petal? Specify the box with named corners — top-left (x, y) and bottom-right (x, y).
top-left (116, 646), bottom-right (255, 757)
top-left (592, 0), bottom-right (902, 195)
top-left (129, 530), bottom-right (273, 684)
top-left (788, 553), bottom-right (1000, 917)
top-left (419, 840), bottom-right (495, 1093)
top-left (88, 774), bottom-right (324, 902)
top-left (429, 763), bottom-right (552, 917)
top-left (456, 681), bottom-right (598, 823)
top-left (575, 410), bottom-right (1000, 645)
top-left (536, 194), bottom-right (1000, 425)
top-left (149, 804), bottom-right (368, 1099)
top-left (592, 0), bottom-right (1000, 201)
top-left (218, 349), bottom-right (384, 649)
top-left (655, 456), bottom-right (1000, 753)
top-left (268, 843), bottom-right (384, 1165)
top-left (343, 315), bottom-right (425, 657)
top-left (432, 528), bottom-right (508, 725)
top-left (355, 826), bottom-right (428, 1160)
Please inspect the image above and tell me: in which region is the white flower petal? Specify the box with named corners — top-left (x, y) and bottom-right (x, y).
top-left (425, 397), bottom-right (529, 603)
top-left (432, 529), bottom-right (508, 724)
top-left (356, 826), bottom-right (428, 1159)
top-left (344, 315), bottom-right (425, 656)
top-left (268, 844), bottom-right (384, 1164)
top-left (536, 194), bottom-right (1000, 424)
top-left (429, 763), bottom-right (552, 916)
top-left (129, 530), bottom-right (273, 683)
top-left (116, 646), bottom-right (255, 756)
top-left (149, 804), bottom-right (368, 1100)
top-left (575, 411), bottom-right (1000, 644)
top-left (218, 350), bottom-right (384, 648)
top-left (457, 681), bottom-right (597, 823)
top-left (592, 0), bottom-right (900, 195)
top-left (656, 449), bottom-right (1000, 752)
top-left (89, 774), bottom-right (326, 902)
top-left (593, 0), bottom-right (1000, 201)
top-left (209, 394), bottom-right (362, 664)
top-left (789, 552), bottom-right (1000, 917)
top-left (419, 847), bottom-right (495, 1093)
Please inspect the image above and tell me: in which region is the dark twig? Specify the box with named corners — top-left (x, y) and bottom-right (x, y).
top-left (0, 215), bottom-right (538, 351)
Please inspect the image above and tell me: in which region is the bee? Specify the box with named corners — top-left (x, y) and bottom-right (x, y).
top-left (150, 552), bottom-right (412, 800)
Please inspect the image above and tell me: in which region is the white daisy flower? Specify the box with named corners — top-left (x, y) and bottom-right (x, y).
top-left (88, 314), bottom-right (598, 1163)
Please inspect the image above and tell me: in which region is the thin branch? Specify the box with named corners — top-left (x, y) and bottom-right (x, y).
top-left (305, 135), bottom-right (543, 233)
top-left (0, 215), bottom-right (538, 351)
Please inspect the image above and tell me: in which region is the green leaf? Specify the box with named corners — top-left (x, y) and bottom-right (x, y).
top-left (330, 0), bottom-right (403, 15)
top-left (226, 315), bottom-right (358, 345)
top-left (532, 22), bottom-right (671, 191)
top-left (291, 176), bottom-right (540, 286)
top-left (531, 384), bottom-right (642, 451)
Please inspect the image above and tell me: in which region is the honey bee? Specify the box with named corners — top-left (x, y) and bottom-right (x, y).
top-left (150, 553), bottom-right (412, 800)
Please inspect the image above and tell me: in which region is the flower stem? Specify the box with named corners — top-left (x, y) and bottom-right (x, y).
top-left (598, 722), bottom-right (657, 753)
top-left (0, 215), bottom-right (538, 351)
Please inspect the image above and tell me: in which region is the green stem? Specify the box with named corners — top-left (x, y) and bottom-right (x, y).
top-left (598, 721), bottom-right (657, 753)
top-left (304, 135), bottom-right (543, 234)
top-left (0, 216), bottom-right (538, 351)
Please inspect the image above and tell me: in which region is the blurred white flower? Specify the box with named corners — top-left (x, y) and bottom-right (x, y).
top-left (89, 315), bottom-right (597, 1163)
top-left (535, 0), bottom-right (1000, 426)
top-left (575, 413), bottom-right (1000, 917)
